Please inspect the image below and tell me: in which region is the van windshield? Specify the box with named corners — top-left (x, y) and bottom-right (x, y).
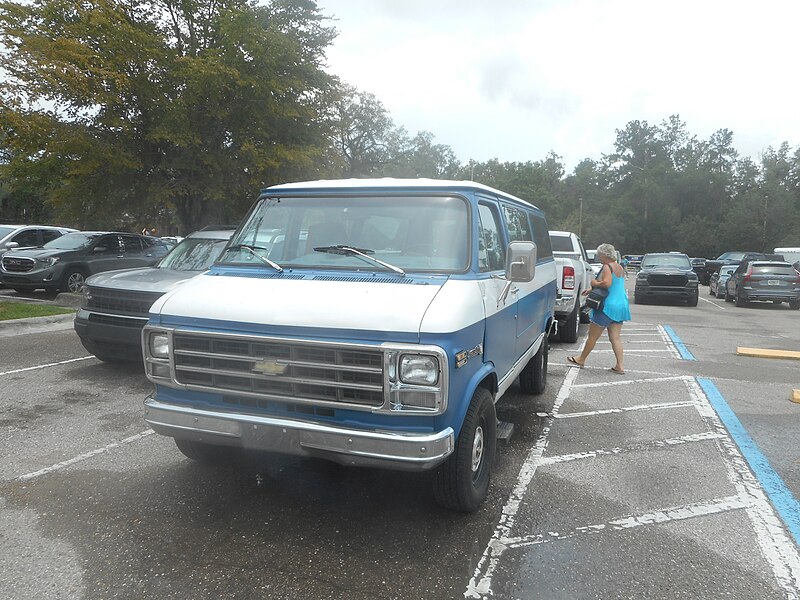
top-left (219, 195), bottom-right (470, 273)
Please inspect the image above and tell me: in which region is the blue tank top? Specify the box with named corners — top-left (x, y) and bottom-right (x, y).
top-left (602, 271), bottom-right (631, 322)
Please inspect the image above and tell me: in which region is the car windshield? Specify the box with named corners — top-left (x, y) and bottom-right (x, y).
top-left (717, 252), bottom-right (747, 261)
top-left (219, 195), bottom-right (470, 272)
top-left (43, 232), bottom-right (103, 250)
top-left (0, 226), bottom-right (16, 240)
top-left (158, 237), bottom-right (230, 271)
top-left (641, 255), bottom-right (691, 269)
top-left (720, 266), bottom-right (737, 275)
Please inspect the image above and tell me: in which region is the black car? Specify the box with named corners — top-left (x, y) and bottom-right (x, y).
top-left (634, 253), bottom-right (699, 306)
top-left (690, 257), bottom-right (707, 282)
top-left (0, 231), bottom-right (170, 293)
top-left (725, 261), bottom-right (800, 309)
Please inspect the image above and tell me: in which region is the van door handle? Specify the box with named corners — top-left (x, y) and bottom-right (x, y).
top-left (511, 287), bottom-right (519, 295)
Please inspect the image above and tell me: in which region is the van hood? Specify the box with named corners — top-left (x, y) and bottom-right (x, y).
top-left (86, 267), bottom-right (199, 294)
top-left (150, 272), bottom-right (454, 338)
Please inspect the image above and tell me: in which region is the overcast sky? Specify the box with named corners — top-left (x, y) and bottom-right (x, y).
top-left (315, 0), bottom-right (799, 172)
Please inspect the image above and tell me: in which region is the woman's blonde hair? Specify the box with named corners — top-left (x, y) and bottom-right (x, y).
top-left (596, 243), bottom-right (617, 260)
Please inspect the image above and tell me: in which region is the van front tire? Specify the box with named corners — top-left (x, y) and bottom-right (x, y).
top-left (432, 387), bottom-right (496, 512)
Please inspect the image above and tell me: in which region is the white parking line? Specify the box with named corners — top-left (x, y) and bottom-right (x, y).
top-left (572, 376), bottom-right (691, 388)
top-left (504, 495), bottom-right (750, 549)
top-left (700, 296), bottom-right (727, 310)
top-left (537, 431), bottom-right (726, 466)
top-left (552, 399), bottom-right (699, 419)
top-left (657, 325), bottom-right (682, 359)
top-left (16, 431), bottom-right (155, 481)
top-left (465, 366), bottom-right (581, 598)
top-left (0, 356), bottom-right (95, 376)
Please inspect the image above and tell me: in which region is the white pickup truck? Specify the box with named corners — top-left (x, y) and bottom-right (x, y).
top-left (548, 230), bottom-right (594, 342)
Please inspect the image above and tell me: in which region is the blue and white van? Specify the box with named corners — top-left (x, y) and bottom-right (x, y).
top-left (142, 179), bottom-right (557, 511)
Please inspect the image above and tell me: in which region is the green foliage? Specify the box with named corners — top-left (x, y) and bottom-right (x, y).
top-left (1, 0), bottom-right (337, 231)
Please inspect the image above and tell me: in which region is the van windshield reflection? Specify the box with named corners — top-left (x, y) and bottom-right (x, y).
top-left (219, 195), bottom-right (469, 272)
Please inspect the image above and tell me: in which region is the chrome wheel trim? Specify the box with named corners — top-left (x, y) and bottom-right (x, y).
top-left (67, 272), bottom-right (85, 292)
top-left (471, 425), bottom-right (485, 473)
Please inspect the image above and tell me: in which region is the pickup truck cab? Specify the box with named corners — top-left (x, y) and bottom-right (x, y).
top-left (548, 231), bottom-right (593, 342)
top-left (142, 179), bottom-right (557, 511)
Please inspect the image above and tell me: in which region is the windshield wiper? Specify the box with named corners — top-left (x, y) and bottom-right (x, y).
top-left (313, 245), bottom-right (405, 276)
top-left (223, 244), bottom-right (283, 272)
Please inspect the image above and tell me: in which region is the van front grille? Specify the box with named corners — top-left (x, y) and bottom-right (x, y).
top-left (172, 333), bottom-right (385, 409)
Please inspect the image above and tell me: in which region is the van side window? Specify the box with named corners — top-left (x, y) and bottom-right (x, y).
top-left (502, 205), bottom-right (533, 242)
top-left (477, 203), bottom-right (505, 272)
top-left (530, 213), bottom-right (553, 260)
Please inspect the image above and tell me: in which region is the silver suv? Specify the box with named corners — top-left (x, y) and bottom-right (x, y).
top-left (74, 228), bottom-right (234, 362)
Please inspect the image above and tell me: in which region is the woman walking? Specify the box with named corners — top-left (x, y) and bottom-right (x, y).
top-left (568, 243), bottom-right (631, 373)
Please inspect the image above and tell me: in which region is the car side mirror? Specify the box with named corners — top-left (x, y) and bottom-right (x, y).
top-left (92, 246), bottom-right (107, 254)
top-left (506, 241), bottom-right (537, 282)
top-left (5, 242), bottom-right (19, 249)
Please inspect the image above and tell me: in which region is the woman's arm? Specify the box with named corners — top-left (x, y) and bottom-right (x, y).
top-left (591, 264), bottom-right (613, 289)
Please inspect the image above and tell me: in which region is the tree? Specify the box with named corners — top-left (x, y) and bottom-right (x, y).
top-left (0, 0), bottom-right (337, 232)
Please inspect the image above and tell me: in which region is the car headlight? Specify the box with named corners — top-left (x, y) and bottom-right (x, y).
top-left (37, 256), bottom-right (60, 267)
top-left (149, 333), bottom-right (170, 358)
top-left (399, 354), bottom-right (439, 386)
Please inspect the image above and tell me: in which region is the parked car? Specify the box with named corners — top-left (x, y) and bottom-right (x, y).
top-left (634, 253), bottom-right (699, 306)
top-left (0, 224), bottom-right (77, 257)
top-left (0, 231), bottom-right (170, 293)
top-left (625, 254), bottom-right (644, 271)
top-left (690, 257), bottom-right (707, 282)
top-left (702, 251), bottom-right (782, 284)
top-left (774, 247), bottom-right (800, 272)
top-left (74, 228), bottom-right (235, 361)
top-left (709, 265), bottom-right (737, 299)
top-left (549, 230), bottom-right (593, 342)
top-left (724, 261), bottom-right (800, 309)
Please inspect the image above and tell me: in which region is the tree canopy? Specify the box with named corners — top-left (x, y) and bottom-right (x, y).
top-left (1, 0), bottom-right (799, 255)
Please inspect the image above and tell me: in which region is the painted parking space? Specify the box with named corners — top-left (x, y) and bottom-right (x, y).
top-left (467, 321), bottom-right (800, 599)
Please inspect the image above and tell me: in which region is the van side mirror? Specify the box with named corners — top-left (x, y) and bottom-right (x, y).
top-left (506, 241), bottom-right (537, 282)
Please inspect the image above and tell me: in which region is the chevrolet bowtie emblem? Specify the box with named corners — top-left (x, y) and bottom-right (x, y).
top-left (251, 359), bottom-right (288, 376)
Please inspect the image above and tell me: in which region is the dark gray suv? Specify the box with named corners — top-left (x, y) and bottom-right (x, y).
top-left (0, 232), bottom-right (170, 293)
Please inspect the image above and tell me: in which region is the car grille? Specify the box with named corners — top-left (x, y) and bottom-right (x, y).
top-left (649, 274), bottom-right (688, 286)
top-left (2, 256), bottom-right (35, 273)
top-left (172, 333), bottom-right (385, 409)
top-left (86, 286), bottom-right (163, 316)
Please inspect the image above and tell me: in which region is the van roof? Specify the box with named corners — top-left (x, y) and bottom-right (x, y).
top-left (262, 178), bottom-right (541, 211)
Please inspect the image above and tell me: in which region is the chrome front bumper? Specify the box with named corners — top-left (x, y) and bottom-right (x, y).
top-left (144, 396), bottom-right (454, 471)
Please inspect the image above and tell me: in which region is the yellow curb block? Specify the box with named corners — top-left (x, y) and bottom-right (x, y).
top-left (792, 390), bottom-right (800, 404)
top-left (735, 347), bottom-right (800, 360)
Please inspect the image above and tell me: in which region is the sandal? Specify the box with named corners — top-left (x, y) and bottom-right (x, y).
top-left (609, 367), bottom-right (625, 374)
top-left (567, 356), bottom-right (584, 368)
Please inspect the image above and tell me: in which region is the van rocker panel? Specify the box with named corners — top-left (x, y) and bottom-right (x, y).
top-left (144, 396), bottom-right (454, 471)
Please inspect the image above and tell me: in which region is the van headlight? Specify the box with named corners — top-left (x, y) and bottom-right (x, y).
top-left (149, 332), bottom-right (170, 358)
top-left (399, 354), bottom-right (439, 385)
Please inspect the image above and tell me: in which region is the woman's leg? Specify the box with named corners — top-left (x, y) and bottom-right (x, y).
top-left (573, 323), bottom-right (604, 365)
top-left (608, 322), bottom-right (624, 371)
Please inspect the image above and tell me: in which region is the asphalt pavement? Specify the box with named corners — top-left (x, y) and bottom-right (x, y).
top-left (1, 282), bottom-right (799, 599)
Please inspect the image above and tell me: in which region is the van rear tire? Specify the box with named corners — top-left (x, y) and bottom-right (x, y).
top-left (519, 337), bottom-right (548, 395)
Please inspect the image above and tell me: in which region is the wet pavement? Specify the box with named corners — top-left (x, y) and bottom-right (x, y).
top-left (1, 282), bottom-right (799, 599)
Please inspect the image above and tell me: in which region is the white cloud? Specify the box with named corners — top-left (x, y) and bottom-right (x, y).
top-left (317, 0), bottom-right (800, 170)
